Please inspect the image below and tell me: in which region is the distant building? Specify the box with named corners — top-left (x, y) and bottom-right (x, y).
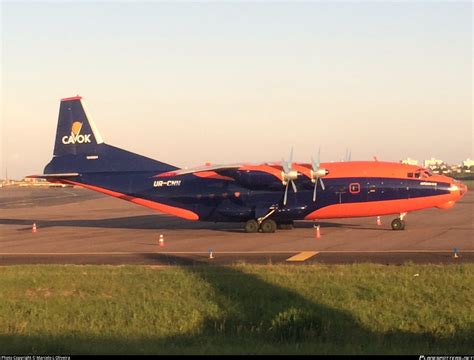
top-left (22, 177), bottom-right (48, 184)
top-left (450, 164), bottom-right (463, 174)
top-left (424, 158), bottom-right (448, 174)
top-left (463, 158), bottom-right (474, 173)
top-left (0, 178), bottom-right (12, 186)
top-left (401, 158), bottom-right (419, 166)
top-left (463, 158), bottom-right (474, 168)
top-left (424, 158), bottom-right (444, 168)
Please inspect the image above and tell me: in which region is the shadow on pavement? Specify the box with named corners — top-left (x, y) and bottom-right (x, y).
top-left (0, 216), bottom-right (362, 233)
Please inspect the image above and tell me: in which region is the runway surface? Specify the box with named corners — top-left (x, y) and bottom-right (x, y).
top-left (1, 187), bottom-right (473, 265)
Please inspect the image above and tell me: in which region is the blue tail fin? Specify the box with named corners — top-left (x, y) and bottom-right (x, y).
top-left (45, 96), bottom-right (178, 174)
top-left (53, 96), bottom-right (103, 157)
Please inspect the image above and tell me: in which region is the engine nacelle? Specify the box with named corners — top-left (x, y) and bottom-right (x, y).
top-left (310, 168), bottom-right (329, 182)
top-left (282, 170), bottom-right (298, 184)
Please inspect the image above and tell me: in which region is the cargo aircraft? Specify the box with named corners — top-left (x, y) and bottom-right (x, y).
top-left (29, 96), bottom-right (468, 233)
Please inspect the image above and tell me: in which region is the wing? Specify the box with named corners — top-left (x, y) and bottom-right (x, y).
top-left (155, 164), bottom-right (243, 178)
top-left (155, 162), bottom-right (317, 182)
top-left (155, 163), bottom-right (288, 180)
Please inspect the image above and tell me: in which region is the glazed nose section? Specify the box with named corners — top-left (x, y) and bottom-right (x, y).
top-left (437, 179), bottom-right (467, 209)
top-left (448, 180), bottom-right (468, 199)
top-left (458, 182), bottom-right (468, 197)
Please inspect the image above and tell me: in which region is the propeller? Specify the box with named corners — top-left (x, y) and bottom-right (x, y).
top-left (310, 148), bottom-right (328, 202)
top-left (345, 148), bottom-right (352, 162)
top-left (281, 148), bottom-right (298, 206)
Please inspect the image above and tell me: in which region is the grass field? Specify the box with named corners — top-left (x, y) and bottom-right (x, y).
top-left (0, 264), bottom-right (473, 355)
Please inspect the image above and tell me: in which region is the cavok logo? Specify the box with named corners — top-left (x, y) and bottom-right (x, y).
top-left (62, 121), bottom-right (92, 145)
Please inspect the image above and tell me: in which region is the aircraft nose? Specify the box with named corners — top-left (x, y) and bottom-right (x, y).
top-left (436, 177), bottom-right (467, 209)
top-left (448, 180), bottom-right (468, 198)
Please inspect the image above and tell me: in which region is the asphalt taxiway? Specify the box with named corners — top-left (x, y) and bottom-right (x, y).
top-left (1, 187), bottom-right (472, 265)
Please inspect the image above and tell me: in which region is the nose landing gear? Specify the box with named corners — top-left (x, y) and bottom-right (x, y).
top-left (391, 212), bottom-right (407, 231)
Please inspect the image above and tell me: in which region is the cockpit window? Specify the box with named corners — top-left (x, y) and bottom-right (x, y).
top-left (413, 168), bottom-right (432, 179)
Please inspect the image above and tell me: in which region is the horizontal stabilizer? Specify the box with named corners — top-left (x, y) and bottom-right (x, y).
top-left (27, 173), bottom-right (80, 179)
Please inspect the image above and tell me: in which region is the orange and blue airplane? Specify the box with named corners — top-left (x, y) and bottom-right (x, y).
top-left (29, 96), bottom-right (468, 233)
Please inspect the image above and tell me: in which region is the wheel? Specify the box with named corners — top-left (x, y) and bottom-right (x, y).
top-left (277, 222), bottom-right (294, 230)
top-left (244, 220), bottom-right (259, 233)
top-left (260, 219), bottom-right (277, 233)
top-left (391, 218), bottom-right (404, 231)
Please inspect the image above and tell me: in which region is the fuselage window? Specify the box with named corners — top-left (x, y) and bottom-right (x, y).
top-left (407, 172), bottom-right (414, 178)
top-left (349, 183), bottom-right (360, 194)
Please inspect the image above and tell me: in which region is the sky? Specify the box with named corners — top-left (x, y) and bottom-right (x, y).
top-left (1, 1), bottom-right (472, 179)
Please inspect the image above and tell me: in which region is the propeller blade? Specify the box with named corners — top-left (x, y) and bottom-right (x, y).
top-left (319, 177), bottom-right (325, 191)
top-left (283, 183), bottom-right (289, 205)
top-left (312, 149), bottom-right (321, 172)
top-left (288, 147), bottom-right (294, 166)
top-left (291, 180), bottom-right (297, 193)
top-left (313, 183), bottom-right (317, 202)
top-left (282, 157), bottom-right (290, 174)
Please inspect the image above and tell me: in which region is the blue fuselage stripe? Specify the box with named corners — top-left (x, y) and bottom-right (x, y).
top-left (73, 172), bottom-right (450, 222)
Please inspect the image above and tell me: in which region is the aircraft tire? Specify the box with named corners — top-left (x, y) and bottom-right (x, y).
top-left (391, 218), bottom-right (404, 231)
top-left (261, 219), bottom-right (277, 233)
top-left (244, 220), bottom-right (259, 233)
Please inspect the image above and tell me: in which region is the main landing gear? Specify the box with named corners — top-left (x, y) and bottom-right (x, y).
top-left (244, 207), bottom-right (279, 233)
top-left (391, 213), bottom-right (407, 231)
top-left (244, 219), bottom-right (259, 233)
top-left (244, 219), bottom-right (277, 233)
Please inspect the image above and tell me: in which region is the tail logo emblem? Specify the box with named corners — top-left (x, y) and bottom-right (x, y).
top-left (62, 121), bottom-right (92, 145)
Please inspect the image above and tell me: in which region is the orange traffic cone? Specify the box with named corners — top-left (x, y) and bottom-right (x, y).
top-left (315, 225), bottom-right (321, 239)
top-left (377, 216), bottom-right (381, 226)
top-left (32, 223), bottom-right (37, 233)
top-left (159, 234), bottom-right (164, 247)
